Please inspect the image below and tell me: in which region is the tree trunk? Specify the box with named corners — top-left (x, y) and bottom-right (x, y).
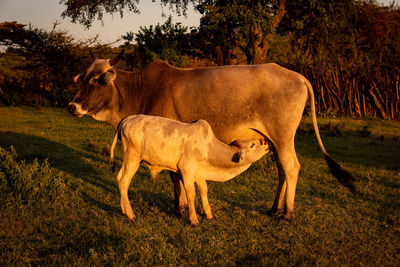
top-left (251, 0), bottom-right (287, 64)
top-left (215, 46), bottom-right (232, 65)
top-left (215, 46), bottom-right (224, 66)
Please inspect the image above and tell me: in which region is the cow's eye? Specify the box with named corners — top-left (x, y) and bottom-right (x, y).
top-left (98, 73), bottom-right (106, 85)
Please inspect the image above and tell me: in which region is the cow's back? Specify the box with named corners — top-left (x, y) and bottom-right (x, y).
top-left (148, 63), bottom-right (309, 144)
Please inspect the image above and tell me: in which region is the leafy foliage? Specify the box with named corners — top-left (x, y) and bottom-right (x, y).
top-left (0, 22), bottom-right (97, 106)
top-left (275, 0), bottom-right (400, 119)
top-left (60, 0), bottom-right (141, 28)
top-left (196, 0), bottom-right (287, 64)
top-left (122, 16), bottom-right (193, 67)
top-left (0, 146), bottom-right (67, 205)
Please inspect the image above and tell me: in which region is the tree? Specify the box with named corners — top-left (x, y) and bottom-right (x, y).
top-left (60, 0), bottom-right (140, 28)
top-left (60, 0), bottom-right (194, 28)
top-left (122, 16), bottom-right (193, 68)
top-left (279, 0), bottom-right (358, 67)
top-left (61, 0), bottom-right (288, 65)
top-left (195, 0), bottom-right (287, 64)
top-left (275, 0), bottom-right (400, 120)
top-left (0, 21), bottom-right (93, 105)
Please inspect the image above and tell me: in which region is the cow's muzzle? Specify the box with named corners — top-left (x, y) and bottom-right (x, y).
top-left (67, 103), bottom-right (83, 117)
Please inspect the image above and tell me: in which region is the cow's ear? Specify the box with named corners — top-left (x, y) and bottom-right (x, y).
top-left (73, 73), bottom-right (83, 83)
top-left (102, 70), bottom-right (117, 85)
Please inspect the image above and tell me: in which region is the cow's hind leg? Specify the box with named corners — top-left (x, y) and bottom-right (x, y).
top-left (170, 172), bottom-right (188, 216)
top-left (117, 156), bottom-right (140, 220)
top-left (269, 145), bottom-right (287, 217)
top-left (273, 141), bottom-right (300, 221)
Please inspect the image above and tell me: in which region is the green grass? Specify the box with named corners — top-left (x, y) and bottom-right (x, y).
top-left (0, 106), bottom-right (399, 265)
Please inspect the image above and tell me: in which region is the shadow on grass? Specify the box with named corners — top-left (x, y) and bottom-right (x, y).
top-left (0, 131), bottom-right (179, 218)
top-left (0, 131), bottom-right (117, 198)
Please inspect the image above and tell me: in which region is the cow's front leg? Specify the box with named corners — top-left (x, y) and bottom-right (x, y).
top-left (196, 180), bottom-right (213, 219)
top-left (170, 172), bottom-right (188, 216)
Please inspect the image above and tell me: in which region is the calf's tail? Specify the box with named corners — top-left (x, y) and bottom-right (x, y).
top-left (305, 80), bottom-right (357, 195)
top-left (110, 118), bottom-right (125, 172)
top-left (109, 130), bottom-right (119, 172)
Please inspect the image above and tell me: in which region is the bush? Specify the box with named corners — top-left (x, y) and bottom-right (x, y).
top-left (0, 146), bottom-right (68, 205)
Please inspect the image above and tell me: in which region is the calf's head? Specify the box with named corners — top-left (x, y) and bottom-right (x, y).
top-left (231, 139), bottom-right (269, 164)
top-left (68, 53), bottom-right (121, 118)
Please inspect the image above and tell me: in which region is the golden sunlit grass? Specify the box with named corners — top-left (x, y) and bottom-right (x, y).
top-left (0, 106), bottom-right (399, 265)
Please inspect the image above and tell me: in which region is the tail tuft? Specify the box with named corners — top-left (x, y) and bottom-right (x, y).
top-left (324, 154), bottom-right (356, 195)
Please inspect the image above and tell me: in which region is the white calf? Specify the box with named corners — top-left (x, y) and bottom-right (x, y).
top-left (110, 115), bottom-right (269, 225)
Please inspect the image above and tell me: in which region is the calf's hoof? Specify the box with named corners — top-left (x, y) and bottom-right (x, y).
top-left (267, 208), bottom-right (283, 217)
top-left (126, 214), bottom-right (136, 220)
top-left (279, 213), bottom-right (293, 222)
top-left (206, 214), bottom-right (213, 220)
top-left (190, 221), bottom-right (200, 227)
top-left (124, 210), bottom-right (136, 220)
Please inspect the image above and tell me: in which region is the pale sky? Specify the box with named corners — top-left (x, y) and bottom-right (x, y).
top-left (0, 0), bottom-right (201, 45)
top-left (0, 0), bottom-right (397, 46)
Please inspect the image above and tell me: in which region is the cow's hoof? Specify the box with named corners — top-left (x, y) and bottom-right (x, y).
top-left (179, 205), bottom-right (187, 214)
top-left (171, 208), bottom-right (184, 218)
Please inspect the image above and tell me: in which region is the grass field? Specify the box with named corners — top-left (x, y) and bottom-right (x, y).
top-left (1, 106), bottom-right (399, 265)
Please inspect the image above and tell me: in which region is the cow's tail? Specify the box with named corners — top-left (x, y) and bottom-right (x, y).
top-left (305, 80), bottom-right (356, 195)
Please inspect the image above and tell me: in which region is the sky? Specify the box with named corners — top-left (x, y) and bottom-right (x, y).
top-left (0, 0), bottom-right (201, 45)
top-left (0, 0), bottom-right (397, 46)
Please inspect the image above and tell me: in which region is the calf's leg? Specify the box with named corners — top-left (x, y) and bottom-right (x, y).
top-left (181, 172), bottom-right (199, 225)
top-left (117, 157), bottom-right (140, 219)
top-left (196, 180), bottom-right (213, 219)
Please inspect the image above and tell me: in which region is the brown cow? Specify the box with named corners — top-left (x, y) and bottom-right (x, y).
top-left (68, 55), bottom-right (355, 221)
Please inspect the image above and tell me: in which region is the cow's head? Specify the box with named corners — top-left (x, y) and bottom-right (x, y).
top-left (68, 52), bottom-right (122, 119)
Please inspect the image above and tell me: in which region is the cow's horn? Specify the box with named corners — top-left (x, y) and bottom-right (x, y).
top-left (89, 48), bottom-right (98, 60)
top-left (109, 50), bottom-right (124, 66)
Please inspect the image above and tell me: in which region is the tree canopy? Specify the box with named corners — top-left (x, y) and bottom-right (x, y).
top-left (60, 0), bottom-right (194, 28)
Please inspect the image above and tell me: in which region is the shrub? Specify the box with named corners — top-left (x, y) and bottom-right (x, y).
top-left (0, 146), bottom-right (68, 205)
